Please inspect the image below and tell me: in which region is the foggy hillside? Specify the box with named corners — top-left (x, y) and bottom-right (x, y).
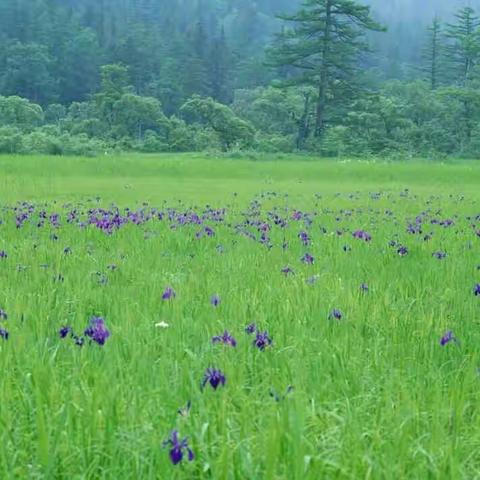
top-left (361, 0), bottom-right (480, 76)
top-left (366, 0), bottom-right (480, 21)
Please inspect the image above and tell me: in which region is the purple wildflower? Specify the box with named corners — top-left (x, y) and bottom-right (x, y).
top-left (253, 331), bottom-right (273, 351)
top-left (474, 284), bottom-right (480, 296)
top-left (210, 295), bottom-right (221, 307)
top-left (201, 368), bottom-right (226, 390)
top-left (163, 430), bottom-right (194, 465)
top-left (329, 309), bottom-right (343, 320)
top-left (281, 266), bottom-right (294, 276)
top-left (0, 328), bottom-right (9, 340)
top-left (0, 251), bottom-right (7, 259)
top-left (432, 251), bottom-right (447, 260)
top-left (440, 331), bottom-right (455, 346)
top-left (0, 309), bottom-right (7, 320)
top-left (162, 287), bottom-right (176, 301)
top-left (301, 253), bottom-right (314, 265)
top-left (245, 323), bottom-right (257, 334)
top-left (298, 231), bottom-right (311, 246)
top-left (84, 316), bottom-right (111, 346)
top-left (352, 230), bottom-right (372, 242)
top-left (397, 245), bottom-right (408, 256)
top-left (212, 330), bottom-right (237, 347)
top-left (59, 326), bottom-right (72, 338)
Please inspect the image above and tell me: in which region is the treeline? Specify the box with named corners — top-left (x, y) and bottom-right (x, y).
top-left (0, 0), bottom-right (480, 158)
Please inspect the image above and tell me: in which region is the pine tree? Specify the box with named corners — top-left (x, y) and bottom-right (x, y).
top-left (208, 27), bottom-right (233, 104)
top-left (268, 0), bottom-right (385, 138)
top-left (445, 7), bottom-right (480, 86)
top-left (422, 17), bottom-right (443, 90)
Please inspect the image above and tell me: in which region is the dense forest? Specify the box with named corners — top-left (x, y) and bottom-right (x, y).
top-left (0, 0), bottom-right (480, 157)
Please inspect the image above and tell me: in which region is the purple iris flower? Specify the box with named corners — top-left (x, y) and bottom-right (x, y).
top-left (212, 330), bottom-right (237, 347)
top-left (352, 230), bottom-right (372, 242)
top-left (440, 331), bottom-right (455, 346)
top-left (301, 253), bottom-right (314, 265)
top-left (245, 323), bottom-right (257, 334)
top-left (474, 284), bottom-right (480, 296)
top-left (201, 368), bottom-right (226, 390)
top-left (281, 266), bottom-right (294, 276)
top-left (163, 430), bottom-right (194, 465)
top-left (162, 287), bottom-right (176, 300)
top-left (84, 316), bottom-right (111, 346)
top-left (59, 326), bottom-right (72, 338)
top-left (432, 251), bottom-right (447, 260)
top-left (0, 251), bottom-right (7, 259)
top-left (397, 245), bottom-right (408, 256)
top-left (360, 283), bottom-right (369, 292)
top-left (0, 327), bottom-right (8, 340)
top-left (210, 295), bottom-right (221, 307)
top-left (298, 231), bottom-right (311, 246)
top-left (204, 226), bottom-right (215, 237)
top-left (329, 309), bottom-right (343, 320)
top-left (253, 331), bottom-right (273, 350)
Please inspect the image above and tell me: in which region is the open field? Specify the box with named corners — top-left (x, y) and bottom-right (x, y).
top-left (0, 154), bottom-right (480, 478)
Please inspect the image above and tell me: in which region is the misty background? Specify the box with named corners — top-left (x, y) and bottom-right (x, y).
top-left (0, 0), bottom-right (479, 158)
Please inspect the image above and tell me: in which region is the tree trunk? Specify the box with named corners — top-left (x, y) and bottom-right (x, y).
top-left (296, 92), bottom-right (311, 149)
top-left (315, 0), bottom-right (332, 137)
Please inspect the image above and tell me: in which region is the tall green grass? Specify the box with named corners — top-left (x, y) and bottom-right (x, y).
top-left (0, 154), bottom-right (479, 478)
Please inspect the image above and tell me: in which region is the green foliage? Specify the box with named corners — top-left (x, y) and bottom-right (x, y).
top-left (445, 7), bottom-right (480, 85)
top-left (0, 95), bottom-right (44, 131)
top-left (0, 1), bottom-right (479, 157)
top-left (0, 42), bottom-right (56, 104)
top-left (112, 94), bottom-right (168, 140)
top-left (0, 127), bottom-right (23, 154)
top-left (181, 95), bottom-right (255, 150)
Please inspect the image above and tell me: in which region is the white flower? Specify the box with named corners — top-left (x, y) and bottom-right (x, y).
top-left (155, 321), bottom-right (169, 328)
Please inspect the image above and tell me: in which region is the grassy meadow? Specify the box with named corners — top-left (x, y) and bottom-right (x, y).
top-left (0, 154), bottom-right (480, 479)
